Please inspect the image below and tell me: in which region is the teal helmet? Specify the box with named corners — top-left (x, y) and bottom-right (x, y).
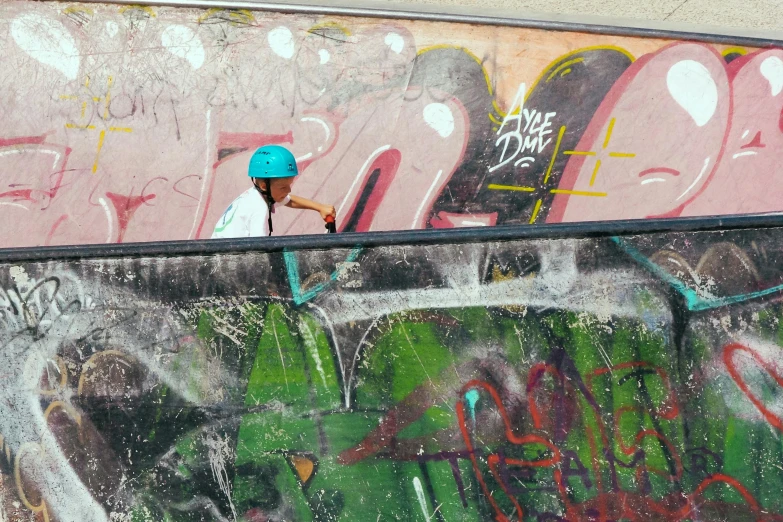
top-left (248, 145), bottom-right (299, 179)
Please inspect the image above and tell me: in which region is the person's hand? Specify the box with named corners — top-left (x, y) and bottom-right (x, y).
top-left (319, 204), bottom-right (336, 221)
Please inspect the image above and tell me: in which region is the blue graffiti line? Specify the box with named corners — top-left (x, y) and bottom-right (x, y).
top-left (612, 237), bottom-right (783, 312)
top-left (464, 389), bottom-right (480, 426)
top-left (284, 246), bottom-right (363, 305)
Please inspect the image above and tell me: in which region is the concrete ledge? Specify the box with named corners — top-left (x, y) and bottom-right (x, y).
top-left (71, 0), bottom-right (783, 45)
top-left (1, 213), bottom-right (783, 262)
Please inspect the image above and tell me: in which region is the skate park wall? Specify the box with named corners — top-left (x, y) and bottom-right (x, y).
top-left (1, 0), bottom-right (783, 246)
top-left (2, 215), bottom-right (783, 520)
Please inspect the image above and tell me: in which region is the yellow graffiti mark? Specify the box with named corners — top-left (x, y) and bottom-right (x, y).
top-left (418, 44), bottom-right (503, 125)
top-left (603, 118), bottom-right (616, 149)
top-left (14, 443), bottom-right (50, 522)
top-left (92, 130), bottom-right (106, 174)
top-left (546, 58), bottom-right (584, 82)
top-left (487, 184), bottom-right (535, 192)
top-left (529, 199), bottom-right (543, 224)
top-left (722, 46), bottom-right (748, 57)
top-left (491, 45), bottom-right (634, 119)
top-left (543, 126), bottom-right (566, 184)
top-left (289, 455), bottom-right (316, 483)
top-left (525, 45), bottom-right (635, 105)
top-left (491, 265), bottom-right (517, 282)
top-left (12, 401), bottom-right (84, 522)
top-left (484, 122), bottom-right (615, 223)
top-left (197, 8), bottom-right (255, 24)
top-left (63, 5), bottom-right (94, 15)
top-left (78, 349), bottom-right (137, 396)
top-left (104, 76), bottom-right (113, 119)
top-left (418, 45), bottom-right (631, 126)
top-left (417, 45), bottom-right (494, 97)
top-left (37, 356), bottom-right (68, 397)
top-left (119, 5), bottom-right (156, 17)
top-left (563, 118), bottom-right (635, 187)
top-left (197, 7), bottom-right (220, 22)
top-left (416, 43), bottom-right (635, 125)
top-left (550, 189), bottom-right (607, 197)
top-left (308, 21), bottom-right (352, 36)
top-left (60, 76), bottom-right (133, 174)
top-left (43, 401), bottom-right (82, 426)
top-left (589, 159), bottom-right (602, 187)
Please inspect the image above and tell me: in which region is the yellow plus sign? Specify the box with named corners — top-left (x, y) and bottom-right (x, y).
top-left (59, 75), bottom-right (133, 174)
top-left (487, 118), bottom-right (637, 224)
top-left (562, 117), bottom-right (636, 187)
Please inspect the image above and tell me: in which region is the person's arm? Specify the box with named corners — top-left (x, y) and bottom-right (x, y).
top-left (286, 194), bottom-right (336, 220)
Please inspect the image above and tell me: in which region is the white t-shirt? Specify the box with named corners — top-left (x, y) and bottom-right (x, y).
top-left (211, 186), bottom-right (290, 239)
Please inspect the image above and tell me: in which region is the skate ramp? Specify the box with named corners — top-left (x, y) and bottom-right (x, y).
top-left (1, 215), bottom-right (783, 519)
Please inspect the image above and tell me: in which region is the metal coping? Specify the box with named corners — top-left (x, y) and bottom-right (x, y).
top-left (2, 213), bottom-right (783, 263)
top-left (72, 0), bottom-right (783, 48)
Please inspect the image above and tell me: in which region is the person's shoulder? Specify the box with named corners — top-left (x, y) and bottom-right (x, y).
top-left (232, 186), bottom-right (262, 207)
top-left (235, 185), bottom-right (258, 200)
top-left (234, 185), bottom-right (268, 217)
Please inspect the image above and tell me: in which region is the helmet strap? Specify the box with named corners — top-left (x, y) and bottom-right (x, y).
top-left (253, 179), bottom-right (276, 236)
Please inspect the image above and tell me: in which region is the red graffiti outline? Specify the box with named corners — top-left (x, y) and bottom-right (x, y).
top-left (457, 379), bottom-right (567, 522)
top-left (724, 342), bottom-right (783, 432)
top-left (460, 365), bottom-right (770, 521)
top-left (0, 139), bottom-right (72, 207)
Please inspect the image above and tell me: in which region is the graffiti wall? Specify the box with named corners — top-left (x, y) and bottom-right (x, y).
top-left (1, 1), bottom-right (782, 246)
top-left (1, 222), bottom-right (783, 520)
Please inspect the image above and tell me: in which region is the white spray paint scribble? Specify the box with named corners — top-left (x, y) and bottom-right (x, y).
top-left (299, 317), bottom-right (329, 388)
top-left (205, 430), bottom-right (238, 522)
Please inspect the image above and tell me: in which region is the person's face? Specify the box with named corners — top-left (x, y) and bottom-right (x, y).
top-left (255, 177), bottom-right (294, 202)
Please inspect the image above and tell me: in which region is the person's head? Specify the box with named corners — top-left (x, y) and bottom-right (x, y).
top-left (248, 145), bottom-right (299, 202)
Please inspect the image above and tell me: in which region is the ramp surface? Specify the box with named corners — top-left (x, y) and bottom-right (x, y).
top-left (0, 216), bottom-right (783, 520)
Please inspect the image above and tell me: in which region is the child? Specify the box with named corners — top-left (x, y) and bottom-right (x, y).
top-left (211, 145), bottom-right (336, 238)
